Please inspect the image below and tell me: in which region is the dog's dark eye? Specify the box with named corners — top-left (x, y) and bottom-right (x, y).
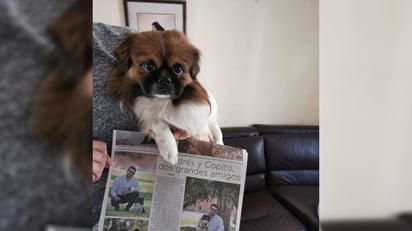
top-left (140, 62), bottom-right (156, 72)
top-left (172, 65), bottom-right (185, 75)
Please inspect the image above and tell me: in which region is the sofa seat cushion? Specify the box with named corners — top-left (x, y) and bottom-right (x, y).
top-left (240, 190), bottom-right (306, 231)
top-left (269, 185), bottom-right (319, 231)
top-left (322, 219), bottom-right (412, 231)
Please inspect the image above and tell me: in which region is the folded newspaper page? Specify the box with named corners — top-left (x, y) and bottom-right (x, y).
top-left (98, 130), bottom-right (248, 231)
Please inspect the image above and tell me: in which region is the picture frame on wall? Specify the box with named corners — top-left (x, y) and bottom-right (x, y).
top-left (123, 0), bottom-right (186, 33)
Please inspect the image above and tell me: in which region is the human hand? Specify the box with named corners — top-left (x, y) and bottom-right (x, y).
top-left (173, 129), bottom-right (191, 140)
top-left (114, 196), bottom-right (121, 202)
top-left (173, 130), bottom-right (212, 143)
top-left (93, 140), bottom-right (113, 182)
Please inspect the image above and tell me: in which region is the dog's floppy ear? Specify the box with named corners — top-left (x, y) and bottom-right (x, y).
top-left (109, 34), bottom-right (137, 103)
top-left (113, 34), bottom-right (133, 74)
top-left (190, 48), bottom-right (201, 79)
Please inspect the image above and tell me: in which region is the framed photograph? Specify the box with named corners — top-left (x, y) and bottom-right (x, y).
top-left (124, 0), bottom-right (186, 33)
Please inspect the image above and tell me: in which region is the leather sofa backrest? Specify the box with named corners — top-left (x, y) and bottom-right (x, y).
top-left (254, 125), bottom-right (319, 186)
top-left (222, 125), bottom-right (319, 192)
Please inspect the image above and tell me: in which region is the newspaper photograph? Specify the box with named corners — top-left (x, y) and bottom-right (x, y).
top-left (98, 130), bottom-right (248, 231)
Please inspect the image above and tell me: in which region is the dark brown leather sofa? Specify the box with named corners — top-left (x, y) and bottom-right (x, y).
top-left (222, 125), bottom-right (412, 231)
top-left (221, 125), bottom-right (319, 231)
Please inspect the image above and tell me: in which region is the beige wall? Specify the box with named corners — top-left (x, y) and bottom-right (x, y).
top-left (320, 0), bottom-right (412, 220)
top-left (93, 0), bottom-right (124, 26)
top-left (93, 0), bottom-right (319, 127)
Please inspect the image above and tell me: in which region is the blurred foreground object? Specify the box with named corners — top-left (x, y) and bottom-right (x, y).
top-left (30, 0), bottom-right (92, 178)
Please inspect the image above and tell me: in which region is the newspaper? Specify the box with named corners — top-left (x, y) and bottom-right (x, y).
top-left (98, 130), bottom-right (248, 231)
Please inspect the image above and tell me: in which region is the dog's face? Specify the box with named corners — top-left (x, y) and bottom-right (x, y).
top-left (126, 31), bottom-right (199, 99)
top-left (110, 30), bottom-right (208, 112)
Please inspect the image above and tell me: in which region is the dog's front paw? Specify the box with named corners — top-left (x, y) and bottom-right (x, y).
top-left (151, 122), bottom-right (179, 164)
top-left (159, 147), bottom-right (178, 165)
top-left (216, 139), bottom-right (224, 145)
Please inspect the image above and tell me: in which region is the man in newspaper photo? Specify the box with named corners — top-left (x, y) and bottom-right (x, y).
top-left (111, 166), bottom-right (141, 211)
top-left (196, 204), bottom-right (224, 231)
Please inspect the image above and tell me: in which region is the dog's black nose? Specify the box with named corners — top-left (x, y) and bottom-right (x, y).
top-left (158, 78), bottom-right (172, 86)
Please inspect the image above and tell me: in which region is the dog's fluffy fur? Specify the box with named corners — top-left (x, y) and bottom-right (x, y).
top-left (109, 30), bottom-right (223, 164)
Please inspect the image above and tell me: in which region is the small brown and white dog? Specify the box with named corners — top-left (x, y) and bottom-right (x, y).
top-left (109, 30), bottom-right (223, 164)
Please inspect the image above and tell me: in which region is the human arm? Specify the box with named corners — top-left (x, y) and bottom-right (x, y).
top-left (216, 216), bottom-right (224, 231)
top-left (130, 178), bottom-right (141, 192)
top-left (110, 176), bottom-right (120, 198)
